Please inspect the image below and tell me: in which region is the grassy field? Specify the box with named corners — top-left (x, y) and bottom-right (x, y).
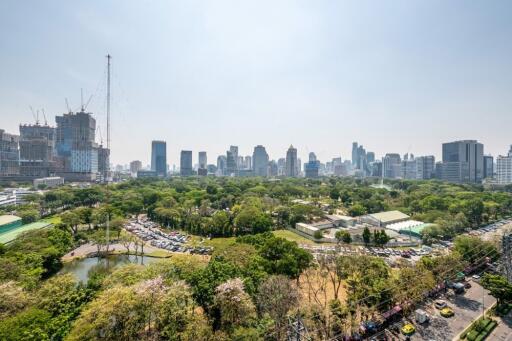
top-left (42, 215), bottom-right (62, 225)
top-left (272, 229), bottom-right (318, 245)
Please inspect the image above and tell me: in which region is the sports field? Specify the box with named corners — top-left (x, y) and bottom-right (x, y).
top-left (0, 221), bottom-right (52, 244)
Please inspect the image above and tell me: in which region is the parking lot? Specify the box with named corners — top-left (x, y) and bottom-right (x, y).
top-left (124, 218), bottom-right (212, 255)
top-left (407, 281), bottom-right (496, 341)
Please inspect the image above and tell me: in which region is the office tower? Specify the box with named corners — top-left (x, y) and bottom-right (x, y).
top-left (416, 156), bottom-right (435, 179)
top-left (277, 158), bottom-right (286, 176)
top-left (216, 155), bottom-right (227, 176)
top-left (226, 151), bottom-right (237, 176)
top-left (440, 140), bottom-right (484, 183)
top-left (285, 145), bottom-right (298, 177)
top-left (206, 164), bottom-right (217, 174)
top-left (180, 150), bottom-right (193, 176)
top-left (18, 123), bottom-right (57, 177)
top-left (269, 160), bottom-right (278, 177)
top-left (483, 155), bottom-right (494, 179)
top-left (151, 140), bottom-right (167, 176)
top-left (497, 146), bottom-right (512, 184)
top-left (97, 145), bottom-right (110, 181)
top-left (0, 129), bottom-right (20, 176)
top-left (244, 156), bottom-right (252, 170)
top-left (367, 152), bottom-right (375, 163)
top-left (55, 110), bottom-right (101, 180)
top-left (229, 145), bottom-right (239, 169)
top-left (198, 152), bottom-right (207, 168)
top-left (401, 155), bottom-right (417, 179)
top-left (305, 152), bottom-right (320, 178)
top-left (352, 142), bottom-right (358, 166)
top-left (252, 145), bottom-right (269, 177)
top-left (130, 160), bottom-right (142, 175)
top-left (198, 151), bottom-right (207, 176)
top-left (297, 158), bottom-right (302, 176)
top-left (383, 153), bottom-right (401, 178)
top-left (371, 160), bottom-right (383, 177)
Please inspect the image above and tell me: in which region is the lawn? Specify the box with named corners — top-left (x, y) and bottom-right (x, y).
top-left (272, 229), bottom-right (317, 245)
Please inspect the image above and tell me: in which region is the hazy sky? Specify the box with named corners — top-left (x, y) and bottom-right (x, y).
top-left (1, 1), bottom-right (511, 166)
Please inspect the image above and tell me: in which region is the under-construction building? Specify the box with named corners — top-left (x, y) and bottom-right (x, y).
top-left (0, 129), bottom-right (20, 176)
top-left (19, 123), bottom-right (61, 177)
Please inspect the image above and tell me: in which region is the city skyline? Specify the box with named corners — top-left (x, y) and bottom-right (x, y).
top-left (1, 1), bottom-right (512, 165)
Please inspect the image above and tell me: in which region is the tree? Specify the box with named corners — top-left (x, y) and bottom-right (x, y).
top-left (362, 227), bottom-right (371, 245)
top-left (61, 210), bottom-right (81, 235)
top-left (234, 206), bottom-right (272, 235)
top-left (313, 230), bottom-right (323, 240)
top-left (373, 230), bottom-right (390, 247)
top-left (335, 230), bottom-right (352, 244)
top-left (348, 203), bottom-right (366, 217)
top-left (0, 281), bottom-right (31, 320)
top-left (214, 278), bottom-right (256, 331)
top-left (0, 307), bottom-right (52, 341)
top-left (481, 274), bottom-right (512, 305)
top-left (18, 208), bottom-right (39, 224)
top-left (256, 275), bottom-right (298, 340)
top-left (454, 235), bottom-right (499, 264)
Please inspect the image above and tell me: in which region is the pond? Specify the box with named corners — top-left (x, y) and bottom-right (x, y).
top-left (60, 254), bottom-right (162, 283)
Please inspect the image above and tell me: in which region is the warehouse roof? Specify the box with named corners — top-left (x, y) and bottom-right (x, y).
top-left (368, 211), bottom-right (409, 223)
top-left (0, 215), bottom-right (22, 226)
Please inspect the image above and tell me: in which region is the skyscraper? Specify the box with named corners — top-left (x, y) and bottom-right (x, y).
top-left (216, 155), bottom-right (227, 176)
top-left (383, 153), bottom-right (401, 178)
top-left (229, 146), bottom-right (239, 170)
top-left (252, 145), bottom-right (269, 177)
top-left (415, 156), bottom-right (435, 179)
top-left (285, 145), bottom-right (298, 177)
top-left (244, 156), bottom-right (252, 170)
top-left (198, 151), bottom-right (207, 176)
top-left (19, 123), bottom-right (57, 177)
top-left (352, 142), bottom-right (358, 166)
top-left (226, 150), bottom-right (237, 176)
top-left (483, 155), bottom-right (494, 179)
top-left (0, 129), bottom-right (20, 176)
top-left (55, 110), bottom-right (101, 180)
top-left (180, 150), bottom-right (193, 176)
top-left (305, 152), bottom-right (320, 178)
top-left (440, 140), bottom-right (484, 183)
top-left (130, 160), bottom-right (142, 175)
top-left (151, 140), bottom-right (167, 176)
top-left (497, 146), bottom-right (512, 185)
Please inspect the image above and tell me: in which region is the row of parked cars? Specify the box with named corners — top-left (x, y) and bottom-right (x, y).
top-left (365, 246), bottom-right (433, 258)
top-left (469, 218), bottom-right (512, 236)
top-left (125, 219), bottom-right (213, 255)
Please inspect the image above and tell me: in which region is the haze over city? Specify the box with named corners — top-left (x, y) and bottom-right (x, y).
top-left (1, 0), bottom-right (511, 166)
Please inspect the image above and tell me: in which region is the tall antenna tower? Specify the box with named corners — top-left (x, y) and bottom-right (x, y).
top-left (105, 54), bottom-right (112, 255)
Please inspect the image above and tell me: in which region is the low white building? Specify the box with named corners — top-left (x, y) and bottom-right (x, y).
top-left (33, 177), bottom-right (64, 188)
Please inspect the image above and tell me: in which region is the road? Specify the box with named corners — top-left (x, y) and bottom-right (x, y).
top-left (409, 282), bottom-right (496, 341)
top-left (488, 311), bottom-right (512, 341)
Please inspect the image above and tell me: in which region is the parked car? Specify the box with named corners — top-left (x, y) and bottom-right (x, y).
top-left (434, 300), bottom-right (447, 309)
top-left (401, 323), bottom-right (416, 336)
top-left (440, 307), bottom-right (454, 318)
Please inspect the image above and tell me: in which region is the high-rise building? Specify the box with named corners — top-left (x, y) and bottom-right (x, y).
top-left (305, 152), bottom-right (320, 178)
top-left (217, 155), bottom-right (227, 176)
top-left (383, 153), bottom-right (401, 178)
top-left (226, 151), bottom-right (237, 176)
top-left (229, 146), bottom-right (239, 169)
top-left (285, 145), bottom-right (298, 177)
top-left (198, 151), bottom-right (207, 169)
top-left (18, 123), bottom-right (57, 177)
top-left (352, 142), bottom-right (358, 166)
top-left (151, 140), bottom-right (167, 176)
top-left (497, 146), bottom-right (512, 185)
top-left (0, 129), bottom-right (20, 176)
top-left (180, 150), bottom-right (193, 176)
top-left (252, 145), bottom-right (269, 177)
top-left (416, 156), bottom-right (435, 179)
top-left (244, 156), bottom-right (252, 170)
top-left (130, 160), bottom-right (142, 175)
top-left (277, 158), bottom-right (286, 176)
top-left (198, 151), bottom-right (207, 176)
top-left (483, 155), bottom-right (494, 179)
top-left (401, 155), bottom-right (417, 179)
top-left (55, 110), bottom-right (102, 180)
top-left (366, 152), bottom-right (375, 164)
top-left (440, 140), bottom-right (484, 183)
top-left (269, 160), bottom-right (278, 177)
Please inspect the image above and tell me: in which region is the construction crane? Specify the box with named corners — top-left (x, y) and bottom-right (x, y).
top-left (65, 98), bottom-right (72, 114)
top-left (29, 106), bottom-right (39, 125)
top-left (41, 108), bottom-right (48, 125)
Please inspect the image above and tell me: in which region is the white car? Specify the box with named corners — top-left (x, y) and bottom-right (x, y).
top-left (472, 274), bottom-right (481, 280)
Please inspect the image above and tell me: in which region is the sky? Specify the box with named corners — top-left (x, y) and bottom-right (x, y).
top-left (1, 0), bottom-right (511, 167)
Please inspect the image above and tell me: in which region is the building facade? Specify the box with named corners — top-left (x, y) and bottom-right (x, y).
top-left (180, 150), bottom-right (193, 176)
top-left (0, 129), bottom-right (20, 176)
top-left (252, 145), bottom-right (269, 177)
top-left (440, 140), bottom-right (484, 183)
top-left (484, 155), bottom-right (494, 179)
top-left (285, 145), bottom-right (298, 177)
top-left (151, 141), bottom-right (167, 176)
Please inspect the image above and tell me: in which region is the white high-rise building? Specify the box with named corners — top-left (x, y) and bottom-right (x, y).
top-left (497, 146), bottom-right (512, 185)
top-left (285, 145), bottom-right (298, 177)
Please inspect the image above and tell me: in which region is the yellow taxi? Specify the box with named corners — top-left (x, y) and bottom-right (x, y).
top-left (401, 323), bottom-right (416, 335)
top-left (440, 307), bottom-right (454, 317)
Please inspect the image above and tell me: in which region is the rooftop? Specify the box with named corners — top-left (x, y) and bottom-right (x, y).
top-left (368, 210), bottom-right (410, 223)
